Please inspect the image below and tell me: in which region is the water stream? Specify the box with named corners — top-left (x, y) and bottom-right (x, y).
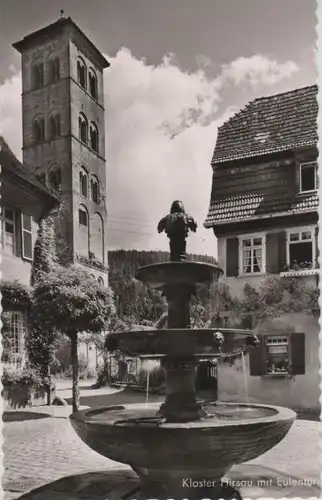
top-left (241, 352), bottom-right (249, 404)
top-left (145, 369), bottom-right (150, 406)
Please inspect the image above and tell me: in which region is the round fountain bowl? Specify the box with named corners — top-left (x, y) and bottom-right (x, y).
top-left (136, 261), bottom-right (223, 288)
top-left (70, 402), bottom-right (295, 487)
top-left (106, 328), bottom-right (256, 357)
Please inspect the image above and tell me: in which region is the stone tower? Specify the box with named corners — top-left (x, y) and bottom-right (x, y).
top-left (13, 16), bottom-right (110, 284)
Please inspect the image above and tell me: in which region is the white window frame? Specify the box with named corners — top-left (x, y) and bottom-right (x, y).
top-left (2, 311), bottom-right (26, 366)
top-left (265, 335), bottom-right (290, 375)
top-left (285, 225), bottom-right (316, 269)
top-left (238, 232), bottom-right (266, 276)
top-left (299, 161), bottom-right (317, 194)
top-left (1, 207), bottom-right (16, 255)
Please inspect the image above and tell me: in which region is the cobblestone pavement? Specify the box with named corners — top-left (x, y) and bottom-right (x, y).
top-left (3, 416), bottom-right (320, 499)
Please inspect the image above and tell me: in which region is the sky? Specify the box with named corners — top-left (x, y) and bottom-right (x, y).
top-left (0, 0), bottom-right (317, 258)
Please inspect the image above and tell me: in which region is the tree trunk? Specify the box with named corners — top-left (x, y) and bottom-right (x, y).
top-left (46, 365), bottom-right (52, 406)
top-left (70, 333), bottom-right (80, 412)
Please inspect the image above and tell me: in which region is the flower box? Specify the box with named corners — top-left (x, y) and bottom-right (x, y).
top-left (2, 367), bottom-right (55, 409)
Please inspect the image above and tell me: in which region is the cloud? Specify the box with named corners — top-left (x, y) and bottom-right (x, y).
top-left (0, 51), bottom-right (301, 256)
top-left (220, 55), bottom-right (299, 87)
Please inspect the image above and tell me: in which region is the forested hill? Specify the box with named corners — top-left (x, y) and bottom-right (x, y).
top-left (108, 250), bottom-right (218, 277)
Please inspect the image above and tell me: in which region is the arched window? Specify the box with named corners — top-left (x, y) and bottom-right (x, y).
top-left (49, 114), bottom-right (61, 140)
top-left (78, 206), bottom-right (88, 226)
top-left (48, 165), bottom-right (62, 192)
top-left (89, 68), bottom-right (98, 100)
top-left (78, 113), bottom-right (88, 144)
top-left (90, 176), bottom-right (100, 204)
top-left (49, 57), bottom-right (60, 83)
top-left (33, 118), bottom-right (45, 143)
top-left (97, 277), bottom-right (104, 286)
top-left (31, 63), bottom-right (44, 89)
top-left (77, 58), bottom-right (87, 89)
top-left (89, 122), bottom-right (98, 152)
top-left (79, 168), bottom-right (88, 197)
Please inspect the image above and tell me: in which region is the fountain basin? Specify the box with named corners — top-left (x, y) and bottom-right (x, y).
top-left (106, 328), bottom-right (256, 357)
top-left (136, 261), bottom-right (223, 288)
top-left (70, 402), bottom-right (295, 494)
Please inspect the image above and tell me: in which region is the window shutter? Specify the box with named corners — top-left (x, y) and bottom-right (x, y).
top-left (290, 332), bottom-right (305, 375)
top-left (277, 231), bottom-right (287, 271)
top-left (315, 227), bottom-right (319, 267)
top-left (226, 237), bottom-right (239, 277)
top-left (266, 232), bottom-right (279, 273)
top-left (21, 213), bottom-right (33, 260)
top-left (249, 335), bottom-right (266, 376)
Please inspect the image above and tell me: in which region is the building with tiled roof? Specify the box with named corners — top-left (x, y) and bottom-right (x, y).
top-left (205, 84), bottom-right (319, 415)
top-left (205, 85), bottom-right (318, 228)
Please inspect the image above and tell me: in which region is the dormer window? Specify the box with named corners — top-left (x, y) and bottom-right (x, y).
top-left (300, 161), bottom-right (317, 193)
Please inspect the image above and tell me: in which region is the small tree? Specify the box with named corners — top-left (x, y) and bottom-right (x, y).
top-left (32, 266), bottom-right (115, 411)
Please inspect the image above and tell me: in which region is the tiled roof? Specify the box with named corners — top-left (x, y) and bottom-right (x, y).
top-left (212, 84), bottom-right (318, 164)
top-left (204, 191), bottom-right (318, 227)
top-left (0, 136), bottom-right (60, 202)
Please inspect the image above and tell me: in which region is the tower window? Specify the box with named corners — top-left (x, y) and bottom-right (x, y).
top-left (79, 207), bottom-right (88, 226)
top-left (89, 68), bottom-right (98, 100)
top-left (49, 57), bottom-right (60, 83)
top-left (33, 118), bottom-right (45, 143)
top-left (89, 122), bottom-right (99, 153)
top-left (32, 63), bottom-right (44, 89)
top-left (78, 113), bottom-right (88, 144)
top-left (48, 166), bottom-right (62, 192)
top-left (79, 168), bottom-right (88, 197)
top-left (90, 176), bottom-right (100, 204)
top-left (77, 58), bottom-right (87, 89)
top-left (49, 114), bottom-right (61, 140)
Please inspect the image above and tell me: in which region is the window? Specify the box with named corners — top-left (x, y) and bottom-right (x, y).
top-left (49, 114), bottom-right (61, 140)
top-left (21, 212), bottom-right (33, 260)
top-left (79, 169), bottom-right (88, 197)
top-left (286, 227), bottom-right (316, 270)
top-left (239, 234), bottom-right (265, 274)
top-left (1, 207), bottom-right (16, 254)
top-left (300, 161), bottom-right (317, 193)
top-left (77, 58), bottom-right (87, 89)
top-left (1, 311), bottom-right (26, 366)
top-left (78, 113), bottom-right (88, 143)
top-left (79, 207), bottom-right (88, 226)
top-left (32, 63), bottom-right (44, 89)
top-left (89, 122), bottom-right (99, 152)
top-left (33, 118), bottom-right (45, 143)
top-left (249, 332), bottom-right (305, 377)
top-left (49, 57), bottom-right (60, 83)
top-left (89, 68), bottom-right (98, 99)
top-left (91, 176), bottom-right (100, 203)
top-left (265, 336), bottom-right (290, 374)
top-left (98, 276), bottom-right (104, 286)
top-left (48, 166), bottom-right (62, 192)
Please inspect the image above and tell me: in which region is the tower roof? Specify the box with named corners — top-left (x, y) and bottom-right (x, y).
top-left (13, 16), bottom-right (110, 69)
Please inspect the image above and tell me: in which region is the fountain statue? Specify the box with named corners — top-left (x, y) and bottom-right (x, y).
top-left (70, 201), bottom-right (296, 500)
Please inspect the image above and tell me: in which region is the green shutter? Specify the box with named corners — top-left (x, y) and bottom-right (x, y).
top-left (21, 212), bottom-right (33, 260)
top-left (266, 232), bottom-right (279, 273)
top-left (226, 237), bottom-right (239, 277)
top-left (290, 333), bottom-right (305, 375)
top-left (249, 335), bottom-right (266, 376)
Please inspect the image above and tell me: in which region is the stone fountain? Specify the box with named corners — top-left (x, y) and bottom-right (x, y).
top-left (70, 201), bottom-right (296, 500)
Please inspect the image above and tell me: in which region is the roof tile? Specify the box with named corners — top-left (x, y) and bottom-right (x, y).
top-left (212, 85), bottom-right (318, 164)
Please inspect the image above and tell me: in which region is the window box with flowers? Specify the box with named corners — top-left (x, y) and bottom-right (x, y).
top-left (2, 367), bottom-right (55, 410)
top-left (249, 332), bottom-right (305, 378)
